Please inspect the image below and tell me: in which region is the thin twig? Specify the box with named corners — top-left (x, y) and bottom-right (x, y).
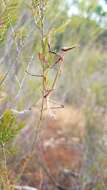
top-left (0, 71), bottom-right (8, 87)
top-left (17, 1), bottom-right (64, 189)
top-left (15, 55), bottom-right (34, 99)
top-left (25, 70), bottom-right (44, 78)
top-left (1, 143), bottom-right (10, 187)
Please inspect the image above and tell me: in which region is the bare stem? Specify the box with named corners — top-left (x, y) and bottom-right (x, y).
top-left (1, 143), bottom-right (10, 187)
top-left (0, 71), bottom-right (8, 87)
top-left (25, 70), bottom-right (43, 78)
top-left (18, 1), bottom-right (63, 188)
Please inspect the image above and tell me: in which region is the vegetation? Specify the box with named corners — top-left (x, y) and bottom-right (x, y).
top-left (0, 0), bottom-right (107, 189)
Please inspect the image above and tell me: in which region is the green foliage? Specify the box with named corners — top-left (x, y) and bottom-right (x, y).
top-left (0, 0), bottom-right (23, 43)
top-left (90, 82), bottom-right (107, 106)
top-left (86, 50), bottom-right (101, 75)
top-left (0, 0), bottom-right (107, 188)
top-left (75, 0), bottom-right (107, 19)
top-left (69, 15), bottom-right (101, 44)
top-left (0, 110), bottom-right (24, 145)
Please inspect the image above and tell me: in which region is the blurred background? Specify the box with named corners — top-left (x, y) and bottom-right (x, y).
top-left (0, 0), bottom-right (107, 189)
top-left (0, 0), bottom-right (107, 111)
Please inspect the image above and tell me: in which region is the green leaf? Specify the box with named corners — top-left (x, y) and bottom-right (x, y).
top-left (95, 5), bottom-right (103, 15)
top-left (0, 110), bottom-right (24, 145)
top-left (0, 0), bottom-right (23, 43)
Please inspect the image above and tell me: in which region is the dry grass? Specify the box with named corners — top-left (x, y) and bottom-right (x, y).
top-left (7, 101), bottom-right (107, 189)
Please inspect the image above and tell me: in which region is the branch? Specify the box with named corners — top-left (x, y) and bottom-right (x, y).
top-left (14, 185), bottom-right (38, 190)
top-left (15, 55), bottom-right (34, 99)
top-left (11, 108), bottom-right (31, 115)
top-left (25, 70), bottom-right (43, 78)
top-left (0, 71), bottom-right (9, 87)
